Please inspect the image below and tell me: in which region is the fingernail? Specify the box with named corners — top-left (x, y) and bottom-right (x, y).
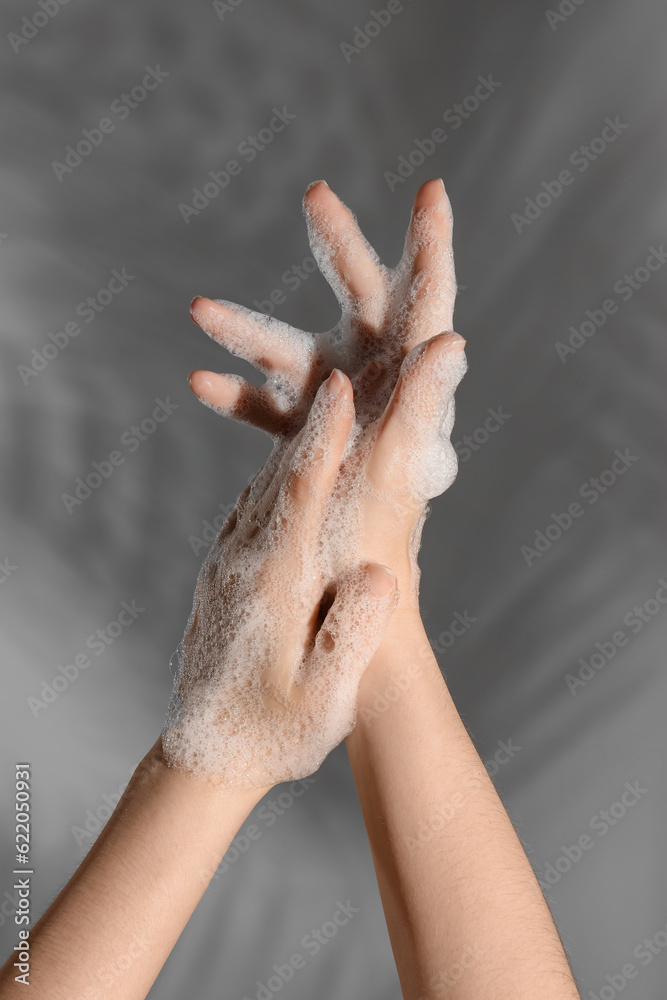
top-left (326, 368), bottom-right (345, 395)
top-left (190, 296), bottom-right (203, 320)
top-left (438, 178), bottom-right (446, 195)
top-left (438, 331), bottom-right (466, 351)
top-left (306, 179), bottom-right (329, 194)
top-left (367, 564), bottom-right (397, 597)
top-left (357, 359), bottom-right (384, 386)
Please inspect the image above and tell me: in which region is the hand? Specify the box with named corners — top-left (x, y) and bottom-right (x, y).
top-left (163, 371), bottom-right (399, 788)
top-left (188, 179), bottom-right (467, 613)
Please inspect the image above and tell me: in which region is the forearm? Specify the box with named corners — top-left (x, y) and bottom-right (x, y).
top-left (346, 616), bottom-right (580, 1000)
top-left (0, 737), bottom-right (266, 999)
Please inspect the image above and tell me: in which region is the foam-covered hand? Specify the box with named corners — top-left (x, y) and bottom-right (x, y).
top-left (163, 372), bottom-right (399, 788)
top-left (189, 179), bottom-right (467, 595)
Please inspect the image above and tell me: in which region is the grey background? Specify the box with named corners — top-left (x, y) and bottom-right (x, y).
top-left (1, 0), bottom-right (665, 997)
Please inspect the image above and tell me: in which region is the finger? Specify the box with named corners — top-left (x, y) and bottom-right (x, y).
top-left (188, 369), bottom-right (295, 436)
top-left (303, 181), bottom-right (387, 327)
top-left (241, 367), bottom-right (355, 589)
top-left (366, 332), bottom-right (467, 497)
top-left (275, 368), bottom-right (354, 531)
top-left (247, 364), bottom-right (356, 532)
top-left (399, 178), bottom-right (457, 351)
top-left (258, 372), bottom-right (355, 694)
top-left (190, 295), bottom-right (313, 387)
top-left (299, 564), bottom-right (398, 701)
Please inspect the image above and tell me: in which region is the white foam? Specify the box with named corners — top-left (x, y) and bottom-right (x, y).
top-left (163, 189), bottom-right (466, 788)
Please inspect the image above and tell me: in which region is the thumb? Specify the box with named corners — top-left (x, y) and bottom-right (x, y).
top-left (301, 564), bottom-right (399, 700)
top-left (367, 331), bottom-right (467, 500)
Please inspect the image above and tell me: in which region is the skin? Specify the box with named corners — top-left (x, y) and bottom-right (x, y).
top-left (163, 368), bottom-right (404, 788)
top-left (0, 375), bottom-right (399, 999)
top-left (0, 743), bottom-right (265, 999)
top-left (0, 179), bottom-right (581, 999)
top-left (188, 177), bottom-right (467, 617)
top-left (187, 177), bottom-right (582, 998)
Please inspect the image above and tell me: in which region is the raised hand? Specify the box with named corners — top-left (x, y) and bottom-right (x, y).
top-left (163, 372), bottom-right (399, 788)
top-left (187, 179), bottom-right (467, 598)
top-left (189, 178), bottom-right (459, 441)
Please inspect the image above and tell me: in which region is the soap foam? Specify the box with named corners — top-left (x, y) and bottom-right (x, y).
top-left (163, 190), bottom-right (466, 788)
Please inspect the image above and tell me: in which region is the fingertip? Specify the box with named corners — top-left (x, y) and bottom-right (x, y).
top-left (327, 369), bottom-right (356, 446)
top-left (305, 179), bottom-right (330, 195)
top-left (303, 179), bottom-right (333, 210)
top-left (188, 369), bottom-right (220, 403)
top-left (314, 370), bottom-right (354, 421)
top-left (404, 332), bottom-right (465, 369)
top-left (354, 358), bottom-right (385, 391)
top-left (190, 295), bottom-right (218, 326)
top-left (188, 368), bottom-right (210, 394)
top-left (413, 178), bottom-right (448, 212)
top-left (189, 295), bottom-right (205, 319)
top-left (323, 367), bottom-right (352, 398)
top-left (431, 331), bottom-right (466, 353)
top-left (366, 564), bottom-right (398, 598)
top-left (303, 182), bottom-right (353, 236)
top-left (189, 370), bottom-right (241, 409)
top-left (326, 367), bottom-right (345, 394)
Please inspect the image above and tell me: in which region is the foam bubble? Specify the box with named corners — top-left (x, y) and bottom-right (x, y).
top-left (163, 190), bottom-right (466, 788)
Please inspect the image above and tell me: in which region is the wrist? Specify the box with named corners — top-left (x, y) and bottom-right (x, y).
top-left (124, 738), bottom-right (271, 855)
top-left (356, 611), bottom-right (439, 712)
